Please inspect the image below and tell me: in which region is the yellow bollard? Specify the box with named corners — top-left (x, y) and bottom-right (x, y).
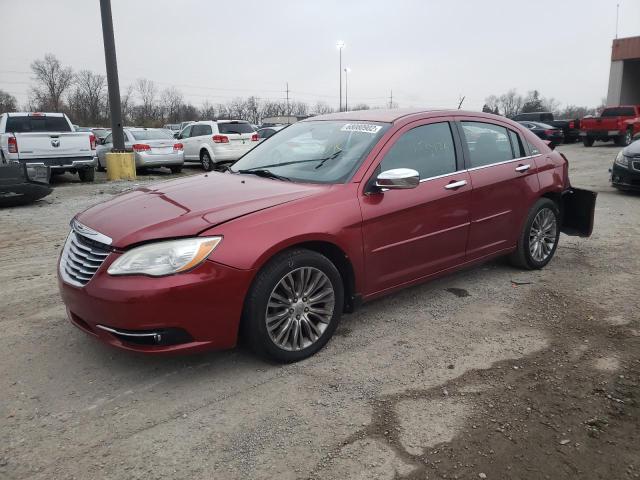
top-left (106, 152), bottom-right (137, 181)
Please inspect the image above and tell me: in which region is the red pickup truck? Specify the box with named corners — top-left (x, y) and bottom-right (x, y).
top-left (580, 105), bottom-right (640, 147)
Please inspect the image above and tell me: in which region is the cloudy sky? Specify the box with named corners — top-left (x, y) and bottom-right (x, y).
top-left (1, 0), bottom-right (638, 111)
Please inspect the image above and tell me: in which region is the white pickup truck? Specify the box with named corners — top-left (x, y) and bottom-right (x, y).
top-left (0, 112), bottom-right (97, 182)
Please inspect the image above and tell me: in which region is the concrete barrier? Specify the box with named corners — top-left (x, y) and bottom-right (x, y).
top-left (106, 152), bottom-right (136, 181)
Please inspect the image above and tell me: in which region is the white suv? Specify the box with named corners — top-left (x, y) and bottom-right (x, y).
top-left (177, 120), bottom-right (259, 170)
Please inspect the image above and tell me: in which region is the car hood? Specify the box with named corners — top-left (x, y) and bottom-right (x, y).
top-left (76, 172), bottom-right (327, 248)
top-left (624, 139), bottom-right (640, 157)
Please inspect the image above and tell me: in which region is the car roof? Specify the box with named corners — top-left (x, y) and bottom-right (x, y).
top-left (6, 112), bottom-right (65, 117)
top-left (305, 108), bottom-right (508, 124)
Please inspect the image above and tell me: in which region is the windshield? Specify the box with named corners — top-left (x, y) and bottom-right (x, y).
top-left (231, 120), bottom-right (389, 183)
top-left (130, 129), bottom-right (174, 140)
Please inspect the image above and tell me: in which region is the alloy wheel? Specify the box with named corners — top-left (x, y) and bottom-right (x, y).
top-left (529, 208), bottom-right (557, 262)
top-left (265, 267), bottom-right (335, 351)
top-left (201, 152), bottom-right (211, 170)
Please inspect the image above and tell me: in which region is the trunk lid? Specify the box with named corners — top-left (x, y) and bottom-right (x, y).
top-left (14, 132), bottom-right (93, 159)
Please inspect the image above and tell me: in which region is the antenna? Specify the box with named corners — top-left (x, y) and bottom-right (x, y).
top-left (457, 95), bottom-right (465, 110)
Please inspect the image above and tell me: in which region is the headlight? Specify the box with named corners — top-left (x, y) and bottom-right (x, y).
top-left (615, 150), bottom-right (629, 168)
top-left (107, 237), bottom-right (222, 276)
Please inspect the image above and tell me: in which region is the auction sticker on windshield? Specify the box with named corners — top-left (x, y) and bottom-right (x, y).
top-left (340, 123), bottom-right (382, 134)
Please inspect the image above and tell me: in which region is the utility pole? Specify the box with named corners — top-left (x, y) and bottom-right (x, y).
top-left (99, 0), bottom-right (124, 151)
top-left (336, 41), bottom-right (345, 112)
top-left (286, 82), bottom-right (290, 124)
top-left (615, 3), bottom-right (620, 39)
top-left (389, 90), bottom-right (393, 109)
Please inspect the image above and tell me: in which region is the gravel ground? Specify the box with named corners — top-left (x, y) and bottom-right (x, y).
top-left (0, 144), bottom-right (638, 479)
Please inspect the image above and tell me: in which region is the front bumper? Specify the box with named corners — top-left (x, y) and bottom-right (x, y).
top-left (610, 161), bottom-right (640, 191)
top-left (58, 254), bottom-right (256, 354)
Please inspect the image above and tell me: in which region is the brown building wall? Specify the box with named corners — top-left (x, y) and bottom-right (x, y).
top-left (612, 36), bottom-right (640, 61)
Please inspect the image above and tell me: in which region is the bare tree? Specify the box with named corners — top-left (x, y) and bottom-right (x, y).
top-left (351, 103), bottom-right (371, 111)
top-left (68, 70), bottom-right (107, 125)
top-left (498, 89), bottom-right (523, 118)
top-left (199, 100), bottom-right (216, 120)
top-left (0, 90), bottom-right (18, 113)
top-left (159, 87), bottom-right (184, 124)
top-left (30, 54), bottom-right (74, 111)
top-left (135, 78), bottom-right (157, 125)
top-left (119, 85), bottom-right (135, 125)
top-left (313, 101), bottom-right (334, 115)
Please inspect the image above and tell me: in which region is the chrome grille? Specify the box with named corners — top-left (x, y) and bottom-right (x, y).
top-left (60, 231), bottom-right (111, 287)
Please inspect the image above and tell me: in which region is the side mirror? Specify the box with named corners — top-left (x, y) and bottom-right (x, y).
top-left (99, 138), bottom-right (106, 145)
top-left (174, 133), bottom-right (181, 139)
top-left (375, 168), bottom-right (420, 190)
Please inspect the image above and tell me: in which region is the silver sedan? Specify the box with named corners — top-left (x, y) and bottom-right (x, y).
top-left (96, 128), bottom-right (184, 172)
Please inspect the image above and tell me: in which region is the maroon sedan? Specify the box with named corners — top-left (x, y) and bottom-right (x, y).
top-left (58, 109), bottom-right (596, 362)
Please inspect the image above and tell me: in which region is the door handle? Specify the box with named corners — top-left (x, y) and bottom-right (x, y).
top-left (515, 164), bottom-right (531, 172)
top-left (444, 180), bottom-right (467, 190)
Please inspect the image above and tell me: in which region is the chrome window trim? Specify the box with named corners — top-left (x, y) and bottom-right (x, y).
top-left (467, 154), bottom-right (541, 172)
top-left (418, 170), bottom-right (461, 183)
top-left (416, 154), bottom-right (541, 183)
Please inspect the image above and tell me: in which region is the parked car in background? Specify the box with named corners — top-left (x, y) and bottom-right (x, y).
top-left (512, 111), bottom-right (580, 143)
top-left (580, 105), bottom-right (640, 147)
top-left (178, 121), bottom-right (194, 133)
top-left (610, 138), bottom-right (640, 191)
top-left (92, 128), bottom-right (110, 143)
top-left (518, 121), bottom-right (564, 147)
top-left (163, 123), bottom-right (181, 133)
top-left (96, 128), bottom-right (184, 173)
top-left (74, 126), bottom-right (93, 133)
top-left (0, 112), bottom-right (96, 182)
top-left (58, 109), bottom-right (596, 362)
top-left (177, 119), bottom-right (259, 170)
top-left (257, 125), bottom-right (286, 141)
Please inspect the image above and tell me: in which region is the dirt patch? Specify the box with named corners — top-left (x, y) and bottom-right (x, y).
top-left (308, 288), bottom-right (639, 480)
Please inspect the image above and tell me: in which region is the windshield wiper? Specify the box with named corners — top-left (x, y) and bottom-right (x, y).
top-left (314, 150), bottom-right (342, 169)
top-left (236, 169), bottom-right (291, 181)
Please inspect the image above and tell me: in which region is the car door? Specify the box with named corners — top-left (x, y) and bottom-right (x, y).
top-left (359, 119), bottom-right (471, 295)
top-left (189, 124), bottom-right (212, 159)
top-left (179, 125), bottom-right (194, 160)
top-left (456, 118), bottom-right (539, 261)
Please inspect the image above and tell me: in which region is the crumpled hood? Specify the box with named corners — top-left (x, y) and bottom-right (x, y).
top-left (76, 172), bottom-right (325, 248)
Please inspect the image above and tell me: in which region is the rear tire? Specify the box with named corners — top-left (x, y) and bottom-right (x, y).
top-left (78, 168), bottom-right (95, 182)
top-left (582, 136), bottom-right (594, 147)
top-left (96, 159), bottom-right (106, 172)
top-left (241, 249), bottom-right (344, 363)
top-left (201, 151), bottom-right (214, 171)
top-left (509, 198), bottom-right (560, 270)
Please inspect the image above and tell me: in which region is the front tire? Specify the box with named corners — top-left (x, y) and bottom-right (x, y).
top-left (615, 129), bottom-right (633, 147)
top-left (582, 136), bottom-right (594, 147)
top-left (242, 249), bottom-right (344, 363)
top-left (509, 198), bottom-right (560, 270)
top-left (201, 151), bottom-right (214, 171)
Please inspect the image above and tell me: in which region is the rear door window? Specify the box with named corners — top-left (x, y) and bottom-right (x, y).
top-left (380, 122), bottom-right (457, 180)
top-left (461, 121), bottom-right (514, 168)
top-left (218, 122), bottom-right (254, 135)
top-left (191, 124), bottom-right (212, 137)
top-left (6, 115), bottom-right (71, 133)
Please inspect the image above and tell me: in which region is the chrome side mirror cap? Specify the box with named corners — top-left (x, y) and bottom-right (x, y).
top-left (375, 168), bottom-right (420, 190)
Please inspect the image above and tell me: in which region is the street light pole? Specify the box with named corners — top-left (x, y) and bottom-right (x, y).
top-left (336, 41), bottom-right (345, 112)
top-left (344, 68), bottom-right (350, 111)
top-left (99, 0), bottom-right (125, 151)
